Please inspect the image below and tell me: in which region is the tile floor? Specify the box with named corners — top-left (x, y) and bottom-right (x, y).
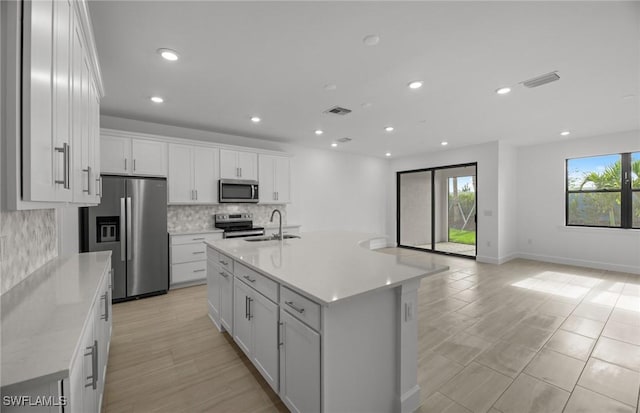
top-left (378, 247), bottom-right (640, 413)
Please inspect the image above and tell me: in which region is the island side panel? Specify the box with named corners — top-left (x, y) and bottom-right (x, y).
top-left (322, 287), bottom-right (398, 413)
top-left (398, 279), bottom-right (421, 413)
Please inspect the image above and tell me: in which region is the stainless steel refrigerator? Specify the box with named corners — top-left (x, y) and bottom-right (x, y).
top-left (80, 176), bottom-right (168, 301)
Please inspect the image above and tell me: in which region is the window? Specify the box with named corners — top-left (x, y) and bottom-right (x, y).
top-left (566, 152), bottom-right (639, 229)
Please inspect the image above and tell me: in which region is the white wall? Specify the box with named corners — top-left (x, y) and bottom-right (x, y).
top-left (498, 142), bottom-right (518, 262)
top-left (100, 116), bottom-right (390, 236)
top-left (516, 130), bottom-right (640, 274)
top-left (387, 141), bottom-right (500, 263)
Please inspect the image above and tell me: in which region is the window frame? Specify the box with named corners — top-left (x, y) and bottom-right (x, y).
top-left (565, 152), bottom-right (637, 229)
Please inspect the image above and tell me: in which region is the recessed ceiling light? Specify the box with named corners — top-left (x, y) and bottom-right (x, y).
top-left (496, 87), bottom-right (511, 95)
top-left (384, 126), bottom-right (394, 132)
top-left (385, 152), bottom-right (391, 157)
top-left (408, 80), bottom-right (424, 89)
top-left (331, 143), bottom-right (338, 147)
top-left (157, 48), bottom-right (179, 61)
top-left (361, 102), bottom-right (372, 109)
top-left (363, 34), bottom-right (380, 46)
top-left (324, 84), bottom-right (337, 91)
top-left (315, 129), bottom-right (323, 136)
top-left (441, 141), bottom-right (448, 146)
top-left (250, 116), bottom-right (261, 123)
top-left (560, 131), bottom-right (571, 136)
top-left (150, 96), bottom-right (164, 103)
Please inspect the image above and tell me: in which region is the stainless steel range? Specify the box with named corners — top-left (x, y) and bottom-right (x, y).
top-left (214, 213), bottom-right (265, 238)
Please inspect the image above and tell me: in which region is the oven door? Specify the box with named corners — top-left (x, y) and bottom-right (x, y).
top-left (219, 179), bottom-right (259, 203)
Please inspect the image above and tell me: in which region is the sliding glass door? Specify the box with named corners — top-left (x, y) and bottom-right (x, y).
top-left (397, 163), bottom-right (477, 258)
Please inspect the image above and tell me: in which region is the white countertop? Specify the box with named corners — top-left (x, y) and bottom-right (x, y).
top-left (168, 228), bottom-right (224, 236)
top-left (1, 252), bottom-right (112, 389)
top-left (205, 231), bottom-right (448, 305)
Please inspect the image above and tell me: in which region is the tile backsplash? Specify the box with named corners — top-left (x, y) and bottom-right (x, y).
top-left (0, 209), bottom-right (57, 295)
top-left (168, 204), bottom-right (287, 233)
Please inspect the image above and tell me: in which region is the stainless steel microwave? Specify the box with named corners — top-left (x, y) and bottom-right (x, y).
top-left (219, 179), bottom-right (259, 203)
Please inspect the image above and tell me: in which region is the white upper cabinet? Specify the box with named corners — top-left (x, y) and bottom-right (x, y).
top-left (100, 135), bottom-right (129, 174)
top-left (259, 154), bottom-right (291, 204)
top-left (100, 134), bottom-right (167, 177)
top-left (220, 149), bottom-right (258, 180)
top-left (12, 0), bottom-right (103, 208)
top-left (168, 144), bottom-right (219, 204)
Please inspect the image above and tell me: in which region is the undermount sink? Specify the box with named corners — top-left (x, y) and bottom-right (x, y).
top-left (244, 234), bottom-right (301, 242)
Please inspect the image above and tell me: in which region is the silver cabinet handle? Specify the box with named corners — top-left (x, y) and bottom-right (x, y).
top-left (126, 197), bottom-right (132, 260)
top-left (245, 296), bottom-right (249, 319)
top-left (193, 269), bottom-right (205, 273)
top-left (195, 189), bottom-right (198, 200)
top-left (192, 251), bottom-right (205, 255)
top-left (239, 167), bottom-right (242, 177)
top-left (192, 237), bottom-right (205, 241)
top-left (273, 192), bottom-right (276, 201)
top-left (285, 301), bottom-right (305, 314)
top-left (54, 143), bottom-right (70, 189)
top-left (101, 291), bottom-right (109, 321)
top-left (219, 260), bottom-right (229, 265)
top-left (219, 271), bottom-right (228, 278)
top-left (124, 158), bottom-right (127, 171)
top-left (276, 191), bottom-right (279, 201)
top-left (247, 297), bottom-right (253, 320)
top-left (82, 166), bottom-right (92, 194)
top-left (96, 177), bottom-right (102, 197)
top-left (84, 340), bottom-right (98, 389)
top-left (278, 321), bottom-right (284, 347)
top-left (120, 198), bottom-right (126, 261)
top-left (133, 159), bottom-right (136, 171)
top-left (243, 275), bottom-right (256, 283)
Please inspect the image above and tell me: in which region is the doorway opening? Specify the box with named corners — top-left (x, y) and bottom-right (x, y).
top-left (397, 163), bottom-right (477, 259)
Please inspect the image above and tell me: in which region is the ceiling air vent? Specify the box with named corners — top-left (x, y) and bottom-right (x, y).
top-left (337, 137), bottom-right (352, 143)
top-left (324, 106), bottom-right (352, 116)
top-left (521, 71), bottom-right (560, 88)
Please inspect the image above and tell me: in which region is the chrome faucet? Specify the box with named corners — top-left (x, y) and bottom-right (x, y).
top-left (270, 209), bottom-right (283, 240)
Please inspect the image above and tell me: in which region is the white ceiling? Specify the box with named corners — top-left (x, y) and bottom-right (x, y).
top-left (89, 1), bottom-right (640, 158)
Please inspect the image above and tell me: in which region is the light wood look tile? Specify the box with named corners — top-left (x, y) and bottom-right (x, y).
top-left (577, 358), bottom-right (640, 407)
top-left (493, 373), bottom-right (569, 413)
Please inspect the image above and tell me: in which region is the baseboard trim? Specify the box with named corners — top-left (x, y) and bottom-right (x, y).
top-left (515, 252), bottom-right (640, 275)
top-left (399, 384), bottom-right (421, 413)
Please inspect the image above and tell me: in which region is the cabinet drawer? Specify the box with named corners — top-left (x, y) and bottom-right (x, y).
top-left (235, 262), bottom-right (278, 303)
top-left (172, 261), bottom-right (207, 284)
top-left (217, 252), bottom-right (234, 273)
top-left (171, 232), bottom-right (222, 245)
top-left (281, 287), bottom-right (321, 331)
top-left (172, 243), bottom-right (206, 264)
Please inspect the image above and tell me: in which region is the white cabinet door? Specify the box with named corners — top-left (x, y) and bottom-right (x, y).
top-left (233, 280), bottom-right (253, 356)
top-left (252, 292), bottom-right (279, 392)
top-left (279, 310), bottom-right (321, 413)
top-left (21, 0), bottom-right (55, 202)
top-left (274, 156), bottom-right (291, 203)
top-left (259, 155), bottom-right (276, 203)
top-left (52, 0), bottom-right (73, 202)
top-left (237, 151), bottom-right (258, 180)
top-left (68, 303), bottom-right (97, 413)
top-left (220, 149), bottom-right (257, 180)
top-left (207, 262), bottom-right (221, 321)
top-left (219, 269), bottom-right (233, 332)
top-left (131, 139), bottom-right (167, 176)
top-left (192, 147), bottom-right (218, 203)
top-left (100, 135), bottom-right (129, 174)
top-left (220, 149), bottom-right (239, 179)
top-left (168, 144), bottom-right (193, 203)
top-left (259, 155), bottom-right (290, 203)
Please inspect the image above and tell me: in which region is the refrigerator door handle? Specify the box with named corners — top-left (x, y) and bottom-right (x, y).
top-left (120, 198), bottom-right (126, 261)
top-left (126, 197), bottom-right (132, 260)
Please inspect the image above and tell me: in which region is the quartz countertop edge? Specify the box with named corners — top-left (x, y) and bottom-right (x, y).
top-left (205, 231), bottom-right (448, 306)
top-left (168, 228), bottom-right (224, 236)
top-left (1, 252), bottom-right (112, 389)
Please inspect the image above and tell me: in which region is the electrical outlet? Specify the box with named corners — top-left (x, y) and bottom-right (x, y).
top-left (527, 238), bottom-right (533, 245)
top-left (486, 241), bottom-right (491, 247)
top-left (0, 235), bottom-right (6, 262)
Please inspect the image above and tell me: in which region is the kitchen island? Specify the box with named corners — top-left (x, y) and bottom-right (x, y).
top-left (205, 231), bottom-right (448, 413)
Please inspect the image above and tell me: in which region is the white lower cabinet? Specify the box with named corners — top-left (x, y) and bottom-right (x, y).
top-left (279, 309), bottom-right (321, 413)
top-left (170, 232), bottom-right (223, 288)
top-left (208, 250), bottom-right (321, 409)
top-left (233, 277), bottom-right (279, 393)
